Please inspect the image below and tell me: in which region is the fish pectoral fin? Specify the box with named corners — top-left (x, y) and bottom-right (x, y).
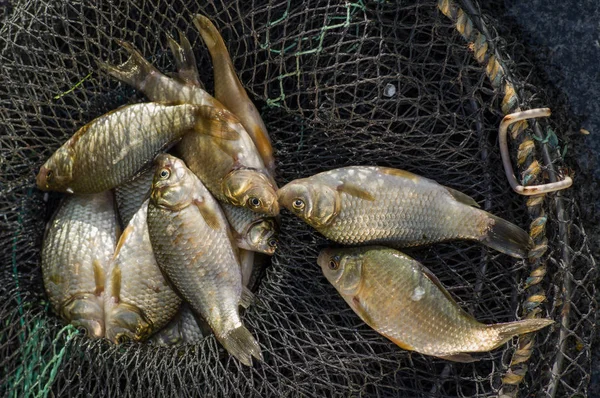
top-left (92, 259), bottom-right (107, 296)
top-left (413, 261), bottom-right (462, 307)
top-left (444, 186), bottom-right (480, 208)
top-left (109, 264), bottom-right (122, 301)
top-left (337, 183), bottom-right (375, 201)
top-left (239, 286), bottom-right (255, 309)
top-left (193, 199), bottom-right (221, 230)
top-left (435, 353), bottom-right (478, 363)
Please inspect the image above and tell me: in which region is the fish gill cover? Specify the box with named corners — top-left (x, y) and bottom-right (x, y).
top-left (0, 0), bottom-right (596, 397)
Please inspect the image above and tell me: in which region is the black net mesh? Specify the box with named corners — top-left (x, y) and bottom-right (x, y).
top-left (1, 0), bottom-right (596, 397)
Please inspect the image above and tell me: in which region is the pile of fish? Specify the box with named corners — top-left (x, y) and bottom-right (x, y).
top-left (38, 14), bottom-right (553, 367)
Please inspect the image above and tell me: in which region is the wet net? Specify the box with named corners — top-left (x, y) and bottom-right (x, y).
top-left (1, 0), bottom-right (596, 397)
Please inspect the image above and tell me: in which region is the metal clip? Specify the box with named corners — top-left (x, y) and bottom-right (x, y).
top-left (499, 108), bottom-right (572, 195)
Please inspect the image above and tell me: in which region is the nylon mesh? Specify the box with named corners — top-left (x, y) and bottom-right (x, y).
top-left (1, 0), bottom-right (596, 397)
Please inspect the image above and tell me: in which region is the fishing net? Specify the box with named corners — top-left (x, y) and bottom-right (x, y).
top-left (1, 0), bottom-right (596, 396)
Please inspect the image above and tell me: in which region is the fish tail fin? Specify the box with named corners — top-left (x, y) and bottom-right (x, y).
top-left (166, 30), bottom-right (202, 88)
top-left (99, 40), bottom-right (161, 90)
top-left (481, 214), bottom-right (533, 258)
top-left (218, 326), bottom-right (263, 366)
top-left (488, 318), bottom-right (554, 348)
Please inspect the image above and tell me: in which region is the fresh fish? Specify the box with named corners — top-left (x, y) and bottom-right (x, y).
top-left (114, 167), bottom-right (155, 227)
top-left (193, 14), bottom-right (275, 175)
top-left (147, 154), bottom-right (262, 366)
top-left (41, 192), bottom-right (118, 338)
top-left (36, 103), bottom-right (237, 194)
top-left (148, 304), bottom-right (211, 346)
top-left (99, 41), bottom-right (278, 216)
top-left (104, 200), bottom-right (182, 343)
top-left (222, 203), bottom-right (278, 255)
top-left (278, 166), bottom-right (533, 258)
top-left (318, 246), bottom-right (553, 361)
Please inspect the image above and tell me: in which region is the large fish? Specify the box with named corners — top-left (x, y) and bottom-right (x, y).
top-left (318, 246), bottom-right (553, 361)
top-left (146, 154), bottom-right (262, 366)
top-left (278, 166), bottom-right (533, 258)
top-left (104, 200), bottom-right (182, 343)
top-left (193, 14), bottom-right (275, 175)
top-left (99, 40), bottom-right (278, 216)
top-left (36, 103), bottom-right (237, 194)
top-left (41, 192), bottom-right (118, 338)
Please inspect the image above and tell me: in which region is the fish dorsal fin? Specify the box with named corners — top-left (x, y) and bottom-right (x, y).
top-left (436, 353), bottom-right (478, 363)
top-left (337, 183), bottom-right (375, 201)
top-left (378, 167), bottom-right (420, 182)
top-left (193, 198), bottom-right (221, 230)
top-left (444, 187), bottom-right (480, 208)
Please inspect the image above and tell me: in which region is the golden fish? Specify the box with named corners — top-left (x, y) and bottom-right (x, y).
top-left (36, 103), bottom-right (237, 194)
top-left (146, 154), bottom-right (262, 366)
top-left (222, 203), bottom-right (278, 255)
top-left (318, 246), bottom-right (553, 361)
top-left (104, 200), bottom-right (182, 343)
top-left (41, 192), bottom-right (118, 338)
top-left (278, 166), bottom-right (533, 258)
top-left (99, 40), bottom-right (278, 216)
top-left (193, 14), bottom-right (275, 175)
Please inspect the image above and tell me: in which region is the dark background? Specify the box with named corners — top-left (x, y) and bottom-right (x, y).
top-left (504, 0), bottom-right (600, 394)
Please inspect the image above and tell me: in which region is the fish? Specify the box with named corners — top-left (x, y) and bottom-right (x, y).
top-left (104, 200), bottom-right (182, 343)
top-left (278, 166), bottom-right (533, 258)
top-left (193, 14), bottom-right (275, 175)
top-left (148, 304), bottom-right (211, 346)
top-left (36, 102), bottom-right (238, 194)
top-left (99, 40), bottom-right (278, 215)
top-left (146, 154), bottom-right (262, 366)
top-left (165, 30), bottom-right (203, 88)
top-left (318, 246), bottom-right (554, 361)
top-left (222, 203), bottom-right (278, 255)
top-left (114, 167), bottom-right (155, 227)
top-left (41, 191), bottom-right (119, 338)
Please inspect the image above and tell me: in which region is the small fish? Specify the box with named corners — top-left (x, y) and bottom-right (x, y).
top-left (147, 154), bottom-right (262, 366)
top-left (318, 246), bottom-right (554, 361)
top-left (278, 166), bottom-right (533, 258)
top-left (222, 203), bottom-right (278, 255)
top-left (193, 14), bottom-right (275, 175)
top-left (36, 103), bottom-right (237, 194)
top-left (104, 200), bottom-right (182, 343)
top-left (100, 41), bottom-right (279, 215)
top-left (41, 192), bottom-right (118, 338)
top-left (148, 304), bottom-right (211, 346)
top-left (114, 167), bottom-right (155, 227)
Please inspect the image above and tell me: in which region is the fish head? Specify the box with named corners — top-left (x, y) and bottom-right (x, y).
top-left (318, 247), bottom-right (363, 295)
top-left (277, 180), bottom-right (340, 229)
top-left (151, 154), bottom-right (194, 210)
top-left (105, 302), bottom-right (153, 344)
top-left (246, 218), bottom-right (278, 255)
top-left (36, 146), bottom-right (75, 192)
top-left (222, 169), bottom-right (280, 216)
top-left (61, 293), bottom-right (105, 339)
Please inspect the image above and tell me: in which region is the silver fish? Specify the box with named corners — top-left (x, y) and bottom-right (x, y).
top-left (278, 166), bottom-right (533, 258)
top-left (147, 154), bottom-right (262, 366)
top-left (104, 200), bottom-right (182, 343)
top-left (41, 192), bottom-right (118, 338)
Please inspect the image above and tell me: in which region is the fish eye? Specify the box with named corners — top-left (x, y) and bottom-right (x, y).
top-left (76, 326), bottom-right (88, 336)
top-left (292, 198), bottom-right (305, 210)
top-left (159, 168), bottom-right (170, 180)
top-left (268, 238), bottom-right (278, 248)
top-left (46, 170), bottom-right (53, 180)
top-left (248, 197), bottom-right (261, 208)
top-left (328, 255), bottom-right (340, 270)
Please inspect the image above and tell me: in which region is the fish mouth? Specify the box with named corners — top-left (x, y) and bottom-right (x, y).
top-left (36, 165), bottom-right (49, 190)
